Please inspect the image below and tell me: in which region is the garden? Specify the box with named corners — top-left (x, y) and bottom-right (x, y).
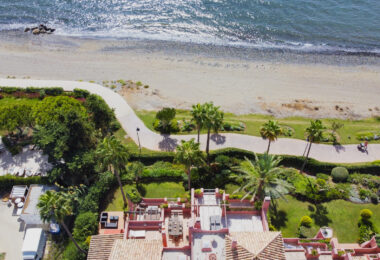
top-left (1, 88), bottom-right (380, 260)
top-left (137, 108), bottom-right (380, 144)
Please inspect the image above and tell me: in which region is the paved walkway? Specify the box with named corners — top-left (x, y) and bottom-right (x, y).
top-left (1, 78), bottom-right (380, 163)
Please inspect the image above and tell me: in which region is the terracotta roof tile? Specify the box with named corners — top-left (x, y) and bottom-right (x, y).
top-left (87, 234), bottom-right (124, 260)
top-left (108, 239), bottom-right (163, 260)
top-left (225, 232), bottom-right (286, 260)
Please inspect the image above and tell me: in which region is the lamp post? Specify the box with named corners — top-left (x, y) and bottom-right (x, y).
top-left (136, 127), bottom-right (141, 157)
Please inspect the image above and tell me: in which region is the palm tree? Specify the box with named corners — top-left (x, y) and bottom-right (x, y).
top-left (234, 154), bottom-right (292, 202)
top-left (300, 120), bottom-right (326, 173)
top-left (38, 190), bottom-right (86, 255)
top-left (191, 103), bottom-right (205, 143)
top-left (175, 139), bottom-right (204, 190)
top-left (260, 120), bottom-right (282, 153)
top-left (203, 102), bottom-right (224, 158)
top-left (96, 136), bottom-right (130, 208)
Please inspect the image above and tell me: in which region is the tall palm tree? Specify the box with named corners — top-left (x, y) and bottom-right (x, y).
top-left (96, 136), bottom-right (130, 208)
top-left (38, 190), bottom-right (86, 255)
top-left (191, 103), bottom-right (205, 143)
top-left (175, 139), bottom-right (204, 190)
top-left (234, 154), bottom-right (292, 202)
top-left (203, 102), bottom-right (224, 158)
top-left (300, 120), bottom-right (326, 173)
top-left (260, 120), bottom-right (282, 153)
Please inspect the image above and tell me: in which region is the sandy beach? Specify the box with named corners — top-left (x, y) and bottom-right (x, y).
top-left (1, 33), bottom-right (380, 118)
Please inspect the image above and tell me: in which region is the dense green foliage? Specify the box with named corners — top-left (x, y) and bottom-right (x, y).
top-left (358, 209), bottom-right (378, 243)
top-left (73, 212), bottom-right (98, 242)
top-left (0, 174), bottom-right (49, 191)
top-left (154, 107), bottom-right (178, 133)
top-left (331, 167), bottom-right (349, 182)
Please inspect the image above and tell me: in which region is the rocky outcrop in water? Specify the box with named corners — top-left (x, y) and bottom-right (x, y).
top-left (24, 24), bottom-right (55, 35)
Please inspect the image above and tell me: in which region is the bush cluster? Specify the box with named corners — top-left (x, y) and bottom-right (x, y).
top-left (139, 161), bottom-right (185, 181)
top-left (331, 167), bottom-right (349, 182)
top-left (0, 174), bottom-right (49, 192)
top-left (78, 171), bottom-right (116, 213)
top-left (300, 216), bottom-right (313, 227)
top-left (358, 209), bottom-right (378, 243)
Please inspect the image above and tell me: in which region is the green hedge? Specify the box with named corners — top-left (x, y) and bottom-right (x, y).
top-left (130, 147), bottom-right (380, 175)
top-left (0, 174), bottom-right (50, 192)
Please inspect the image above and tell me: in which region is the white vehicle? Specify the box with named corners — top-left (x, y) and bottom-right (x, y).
top-left (22, 228), bottom-right (46, 260)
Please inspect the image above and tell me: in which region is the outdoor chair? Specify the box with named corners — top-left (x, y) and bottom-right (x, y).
top-left (105, 222), bottom-right (118, 229)
top-left (110, 215), bottom-right (119, 221)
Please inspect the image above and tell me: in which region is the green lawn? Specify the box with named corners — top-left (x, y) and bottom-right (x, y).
top-left (104, 185), bottom-right (135, 211)
top-left (137, 182), bottom-right (187, 198)
top-left (275, 196), bottom-right (380, 243)
top-left (0, 97), bottom-right (40, 106)
top-left (136, 110), bottom-right (380, 145)
top-left (105, 182), bottom-right (187, 211)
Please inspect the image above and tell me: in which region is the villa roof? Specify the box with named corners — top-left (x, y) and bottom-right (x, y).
top-left (225, 231), bottom-right (286, 260)
top-left (108, 239), bottom-right (163, 260)
top-left (87, 233), bottom-right (123, 260)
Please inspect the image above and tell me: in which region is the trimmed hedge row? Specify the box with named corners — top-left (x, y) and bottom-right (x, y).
top-left (0, 174), bottom-right (50, 192)
top-left (0, 86), bottom-right (64, 96)
top-left (130, 147), bottom-right (380, 175)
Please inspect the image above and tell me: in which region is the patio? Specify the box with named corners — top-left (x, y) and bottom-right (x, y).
top-left (164, 212), bottom-right (191, 248)
top-left (99, 211), bottom-right (125, 234)
top-left (222, 214), bottom-right (263, 232)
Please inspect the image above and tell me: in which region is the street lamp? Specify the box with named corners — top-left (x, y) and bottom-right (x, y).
top-left (136, 127), bottom-right (141, 157)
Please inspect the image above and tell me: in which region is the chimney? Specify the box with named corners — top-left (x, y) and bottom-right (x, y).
top-left (231, 238), bottom-right (238, 251)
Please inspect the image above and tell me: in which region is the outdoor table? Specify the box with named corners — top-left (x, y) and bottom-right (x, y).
top-left (168, 217), bottom-right (183, 237)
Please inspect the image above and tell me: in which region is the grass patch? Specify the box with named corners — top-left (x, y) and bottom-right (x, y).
top-left (105, 182), bottom-right (187, 211)
top-left (136, 110), bottom-right (380, 145)
top-left (137, 182), bottom-right (187, 198)
top-left (104, 185), bottom-right (135, 211)
top-left (0, 97), bottom-right (40, 106)
top-left (275, 196), bottom-right (380, 242)
top-left (0, 253), bottom-right (5, 260)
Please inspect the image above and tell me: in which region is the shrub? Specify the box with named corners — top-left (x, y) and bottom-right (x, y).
top-left (360, 209), bottom-right (373, 220)
top-left (359, 189), bottom-right (371, 200)
top-left (298, 226), bottom-right (314, 238)
top-left (370, 194), bottom-right (378, 204)
top-left (62, 240), bottom-right (87, 260)
top-left (300, 216), bottom-right (313, 228)
top-left (127, 186), bottom-right (142, 204)
top-left (44, 87), bottom-right (64, 96)
top-left (73, 89), bottom-right (90, 98)
top-left (0, 174), bottom-right (49, 192)
top-left (331, 167), bottom-right (349, 182)
top-left (229, 194), bottom-right (242, 199)
top-left (73, 212), bottom-right (98, 242)
top-left (78, 171), bottom-right (116, 213)
top-left (316, 173), bottom-right (329, 181)
top-left (140, 161), bottom-right (185, 181)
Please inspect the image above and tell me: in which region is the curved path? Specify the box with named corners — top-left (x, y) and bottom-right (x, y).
top-left (1, 78), bottom-right (380, 163)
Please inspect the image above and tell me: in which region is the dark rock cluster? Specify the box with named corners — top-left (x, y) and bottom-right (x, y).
top-left (24, 24), bottom-right (55, 35)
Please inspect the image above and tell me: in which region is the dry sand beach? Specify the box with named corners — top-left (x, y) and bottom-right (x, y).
top-left (1, 34), bottom-right (380, 118)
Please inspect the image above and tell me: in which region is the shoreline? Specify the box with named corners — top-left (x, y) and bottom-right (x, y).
top-left (1, 33), bottom-right (380, 118)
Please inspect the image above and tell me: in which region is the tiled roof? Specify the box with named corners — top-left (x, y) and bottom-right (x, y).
top-left (108, 239), bottom-right (163, 260)
top-left (225, 232), bottom-right (286, 260)
top-left (87, 233), bottom-right (123, 260)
